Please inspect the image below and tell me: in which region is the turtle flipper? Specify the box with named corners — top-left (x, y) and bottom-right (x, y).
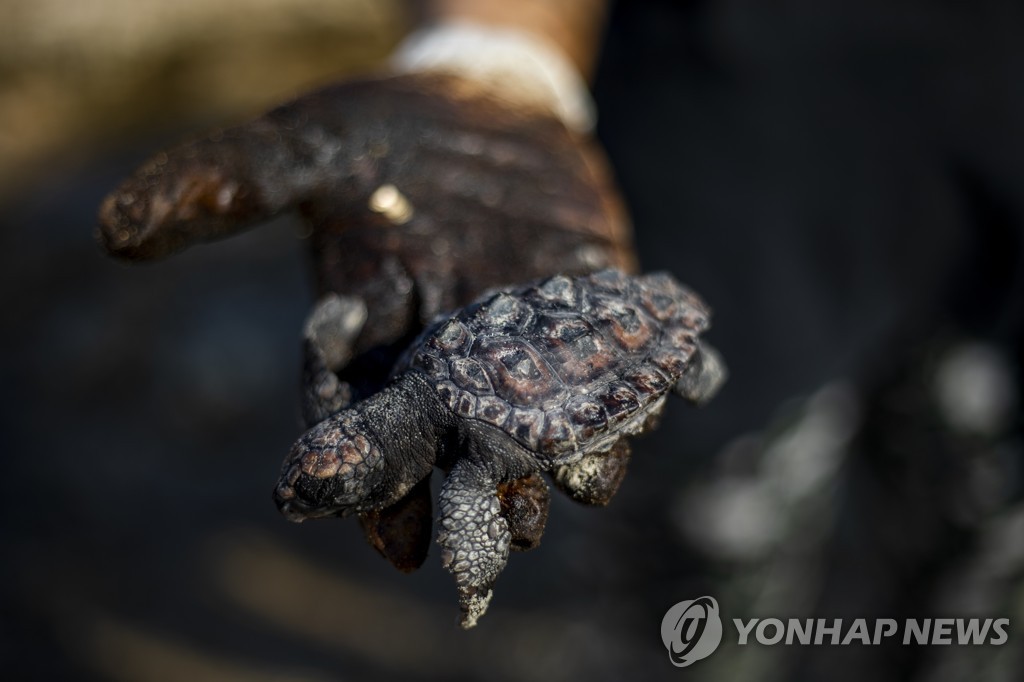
top-left (301, 294), bottom-right (367, 427)
top-left (359, 477), bottom-right (433, 573)
top-left (437, 460), bottom-right (511, 629)
top-left (674, 343), bottom-right (727, 406)
top-left (553, 438), bottom-right (631, 506)
top-left (497, 473), bottom-right (550, 551)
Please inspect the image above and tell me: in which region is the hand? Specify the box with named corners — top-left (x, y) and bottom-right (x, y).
top-left (98, 66), bottom-right (636, 576)
top-left (99, 70), bottom-right (633, 338)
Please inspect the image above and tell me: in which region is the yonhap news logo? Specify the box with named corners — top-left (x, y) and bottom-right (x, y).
top-left (661, 596), bottom-right (1010, 668)
top-left (660, 596), bottom-right (724, 667)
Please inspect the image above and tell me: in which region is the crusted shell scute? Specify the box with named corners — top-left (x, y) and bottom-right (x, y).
top-left (401, 269), bottom-right (713, 457)
top-left (426, 319), bottom-right (474, 355)
top-left (528, 275), bottom-right (580, 309)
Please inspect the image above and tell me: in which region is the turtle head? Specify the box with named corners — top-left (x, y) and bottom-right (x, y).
top-left (273, 410), bottom-right (385, 522)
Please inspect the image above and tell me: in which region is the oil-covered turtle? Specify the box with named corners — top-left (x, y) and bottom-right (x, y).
top-left (274, 269), bottom-right (725, 627)
top-left (96, 73), bottom-right (635, 573)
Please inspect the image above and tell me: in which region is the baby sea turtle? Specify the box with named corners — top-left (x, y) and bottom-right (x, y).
top-left (96, 74), bottom-right (636, 576)
top-left (274, 269), bottom-right (725, 627)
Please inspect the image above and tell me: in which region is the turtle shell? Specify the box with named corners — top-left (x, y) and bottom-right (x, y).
top-left (400, 269), bottom-right (711, 460)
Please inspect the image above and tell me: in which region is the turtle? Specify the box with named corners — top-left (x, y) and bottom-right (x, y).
top-left (96, 73), bottom-right (636, 574)
top-left (274, 268), bottom-right (726, 627)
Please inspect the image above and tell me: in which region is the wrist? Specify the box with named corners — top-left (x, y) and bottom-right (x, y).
top-left (389, 20), bottom-right (596, 134)
top-left (426, 0), bottom-right (608, 77)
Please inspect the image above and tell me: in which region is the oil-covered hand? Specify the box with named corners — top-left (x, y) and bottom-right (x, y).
top-left (99, 70), bottom-right (634, 388)
top-left (97, 68), bottom-right (637, 577)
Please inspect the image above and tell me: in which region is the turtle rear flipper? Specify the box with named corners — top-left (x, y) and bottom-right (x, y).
top-left (553, 438), bottom-right (631, 506)
top-left (674, 343), bottom-right (727, 406)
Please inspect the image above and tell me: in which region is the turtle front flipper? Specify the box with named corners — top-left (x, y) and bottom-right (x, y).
top-left (437, 460), bottom-right (511, 629)
top-left (301, 294), bottom-right (368, 427)
top-left (359, 477), bottom-right (433, 573)
top-left (553, 438), bottom-right (632, 506)
top-left (674, 343), bottom-right (727, 406)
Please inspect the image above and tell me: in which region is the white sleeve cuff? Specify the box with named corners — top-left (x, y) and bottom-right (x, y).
top-left (390, 20), bottom-right (596, 134)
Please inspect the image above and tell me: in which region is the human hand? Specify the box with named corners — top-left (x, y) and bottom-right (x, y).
top-left (97, 24), bottom-right (636, 596)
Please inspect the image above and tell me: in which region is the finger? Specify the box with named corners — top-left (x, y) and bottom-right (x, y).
top-left (97, 107), bottom-right (324, 261)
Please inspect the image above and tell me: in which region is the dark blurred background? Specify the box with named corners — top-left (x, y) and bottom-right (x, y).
top-left (2, 1), bottom-right (1022, 680)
